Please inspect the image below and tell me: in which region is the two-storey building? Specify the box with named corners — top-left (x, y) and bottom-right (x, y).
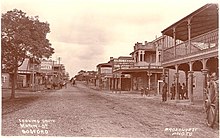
top-left (127, 39), bottom-right (164, 93)
top-left (96, 62), bottom-right (112, 90)
top-left (161, 3), bottom-right (218, 103)
top-left (110, 56), bottom-right (134, 91)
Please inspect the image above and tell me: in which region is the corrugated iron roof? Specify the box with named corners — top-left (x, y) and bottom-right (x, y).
top-left (161, 3), bottom-right (218, 41)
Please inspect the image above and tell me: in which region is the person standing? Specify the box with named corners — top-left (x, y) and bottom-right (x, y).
top-left (162, 80), bottom-right (168, 102)
top-left (64, 81), bottom-right (67, 88)
top-left (170, 83), bottom-right (175, 100)
top-left (178, 83), bottom-right (182, 100)
top-left (181, 83), bottom-right (187, 99)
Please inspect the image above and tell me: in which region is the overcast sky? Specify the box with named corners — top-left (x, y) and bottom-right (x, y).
top-left (1, 0), bottom-right (218, 77)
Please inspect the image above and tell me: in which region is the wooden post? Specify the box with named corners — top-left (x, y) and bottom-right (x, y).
top-left (173, 27), bottom-right (176, 57)
top-left (185, 71), bottom-right (189, 99)
top-left (188, 19), bottom-right (191, 53)
top-left (188, 71), bottom-right (194, 103)
top-left (175, 64), bottom-right (179, 101)
top-left (188, 61), bottom-right (194, 104)
top-left (202, 69), bottom-right (208, 90)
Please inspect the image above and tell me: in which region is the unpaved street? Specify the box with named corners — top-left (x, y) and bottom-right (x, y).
top-left (2, 82), bottom-right (219, 137)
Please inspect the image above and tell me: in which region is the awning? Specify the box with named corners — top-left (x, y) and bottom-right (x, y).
top-left (161, 4), bottom-right (218, 41)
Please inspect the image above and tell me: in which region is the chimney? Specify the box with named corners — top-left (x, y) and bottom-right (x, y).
top-left (145, 41), bottom-right (148, 46)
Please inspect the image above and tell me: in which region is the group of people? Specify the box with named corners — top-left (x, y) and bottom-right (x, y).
top-left (50, 80), bottom-right (67, 89)
top-left (162, 81), bottom-right (188, 102)
top-left (170, 82), bottom-right (188, 100)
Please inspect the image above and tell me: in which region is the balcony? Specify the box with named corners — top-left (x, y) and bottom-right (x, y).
top-left (134, 43), bottom-right (155, 51)
top-left (163, 29), bottom-right (218, 63)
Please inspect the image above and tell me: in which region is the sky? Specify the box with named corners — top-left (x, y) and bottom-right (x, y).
top-left (1, 0), bottom-right (218, 77)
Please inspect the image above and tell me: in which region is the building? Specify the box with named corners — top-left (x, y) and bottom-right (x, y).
top-left (109, 56), bottom-right (134, 91)
top-left (117, 39), bottom-right (164, 94)
top-left (1, 57), bottom-right (68, 91)
top-left (74, 70), bottom-right (97, 83)
top-left (1, 58), bottom-right (42, 90)
top-left (40, 59), bottom-right (54, 86)
top-left (53, 63), bottom-right (66, 83)
top-left (161, 3), bottom-right (218, 102)
top-left (99, 38), bottom-right (164, 94)
top-left (97, 62), bottom-right (112, 90)
top-left (98, 39), bottom-right (164, 93)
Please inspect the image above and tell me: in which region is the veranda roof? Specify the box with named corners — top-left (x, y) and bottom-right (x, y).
top-left (161, 3), bottom-right (218, 41)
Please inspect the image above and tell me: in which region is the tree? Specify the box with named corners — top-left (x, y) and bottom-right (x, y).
top-left (1, 9), bottom-right (54, 99)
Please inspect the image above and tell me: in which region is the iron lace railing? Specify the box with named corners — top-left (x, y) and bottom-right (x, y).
top-left (163, 29), bottom-right (218, 62)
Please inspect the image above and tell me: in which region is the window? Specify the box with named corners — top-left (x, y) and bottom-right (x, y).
top-left (140, 52), bottom-right (143, 61)
top-left (135, 52), bottom-right (138, 62)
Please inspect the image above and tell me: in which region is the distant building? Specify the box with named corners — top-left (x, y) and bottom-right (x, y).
top-left (97, 62), bottom-right (112, 90)
top-left (74, 70), bottom-right (97, 82)
top-left (40, 59), bottom-right (54, 85)
top-left (53, 63), bottom-right (66, 83)
top-left (1, 58), bottom-right (68, 91)
top-left (109, 56), bottom-right (134, 91)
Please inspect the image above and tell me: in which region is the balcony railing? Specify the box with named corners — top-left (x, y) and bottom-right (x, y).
top-left (113, 63), bottom-right (162, 72)
top-left (163, 29), bottom-right (218, 62)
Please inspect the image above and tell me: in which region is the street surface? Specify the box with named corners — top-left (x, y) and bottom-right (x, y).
top-left (2, 82), bottom-right (219, 137)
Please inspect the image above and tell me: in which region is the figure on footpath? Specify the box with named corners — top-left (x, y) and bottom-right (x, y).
top-left (170, 83), bottom-right (175, 100)
top-left (162, 80), bottom-right (168, 102)
top-left (181, 83), bottom-right (187, 99)
top-left (64, 81), bottom-right (67, 88)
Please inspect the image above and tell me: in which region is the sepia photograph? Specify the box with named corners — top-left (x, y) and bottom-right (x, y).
top-left (1, 0), bottom-right (219, 137)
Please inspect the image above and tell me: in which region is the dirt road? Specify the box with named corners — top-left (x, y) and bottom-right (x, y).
top-left (2, 82), bottom-right (219, 137)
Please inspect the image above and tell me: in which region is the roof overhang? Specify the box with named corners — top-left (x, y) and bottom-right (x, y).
top-left (97, 63), bottom-right (112, 68)
top-left (161, 4), bottom-right (218, 41)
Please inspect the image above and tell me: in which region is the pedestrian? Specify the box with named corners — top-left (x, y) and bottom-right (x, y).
top-left (64, 81), bottom-right (67, 88)
top-left (59, 81), bottom-right (63, 89)
top-left (181, 83), bottom-right (187, 99)
top-left (145, 87), bottom-right (149, 96)
top-left (141, 87), bottom-right (144, 97)
top-left (209, 72), bottom-right (218, 103)
top-left (162, 80), bottom-right (168, 102)
top-left (52, 82), bottom-right (56, 89)
top-left (72, 79), bottom-right (75, 86)
top-left (170, 83), bottom-right (175, 100)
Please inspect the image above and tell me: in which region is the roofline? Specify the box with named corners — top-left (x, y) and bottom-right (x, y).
top-left (161, 3), bottom-right (218, 34)
top-left (96, 63), bottom-right (112, 67)
top-left (118, 56), bottom-right (133, 59)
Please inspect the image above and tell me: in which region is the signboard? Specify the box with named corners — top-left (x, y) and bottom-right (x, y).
top-left (40, 61), bottom-right (53, 71)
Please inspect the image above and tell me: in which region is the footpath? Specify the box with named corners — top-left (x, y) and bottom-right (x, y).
top-left (2, 82), bottom-right (204, 111)
top-left (84, 82), bottom-right (204, 111)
